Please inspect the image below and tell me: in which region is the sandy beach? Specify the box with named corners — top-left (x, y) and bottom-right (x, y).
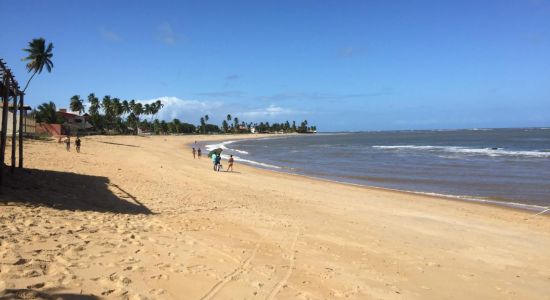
top-left (1, 134), bottom-right (549, 299)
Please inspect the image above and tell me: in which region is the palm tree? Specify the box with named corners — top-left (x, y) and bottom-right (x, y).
top-left (70, 95), bottom-right (84, 115)
top-left (205, 115), bottom-right (209, 124)
top-left (88, 93), bottom-right (100, 116)
top-left (87, 93), bottom-right (101, 130)
top-left (160, 120), bottom-right (168, 134)
top-left (101, 95), bottom-right (112, 115)
top-left (111, 98), bottom-right (123, 132)
top-left (112, 98), bottom-right (123, 116)
top-left (154, 100), bottom-right (164, 120)
top-left (172, 118), bottom-right (181, 134)
top-left (122, 100), bottom-right (130, 117)
top-left (126, 112), bottom-right (137, 133)
top-left (101, 96), bottom-right (113, 131)
top-left (153, 119), bottom-right (161, 134)
top-left (132, 102), bottom-right (144, 134)
top-left (144, 103), bottom-right (152, 121)
top-left (226, 114), bottom-right (233, 131)
top-left (222, 120), bottom-right (229, 133)
top-left (21, 38), bottom-right (54, 92)
top-left (200, 117), bottom-right (206, 133)
top-left (35, 101), bottom-right (59, 123)
top-left (233, 117), bottom-right (239, 133)
top-left (133, 103), bottom-right (143, 118)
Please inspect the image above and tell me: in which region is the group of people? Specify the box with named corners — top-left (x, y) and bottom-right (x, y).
top-left (210, 153), bottom-right (234, 172)
top-left (191, 141), bottom-right (234, 172)
top-left (63, 136), bottom-right (82, 153)
top-left (191, 147), bottom-right (202, 159)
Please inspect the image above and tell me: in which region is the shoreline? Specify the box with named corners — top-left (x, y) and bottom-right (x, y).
top-left (202, 135), bottom-right (550, 216)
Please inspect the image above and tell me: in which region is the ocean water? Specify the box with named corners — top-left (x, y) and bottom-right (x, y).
top-left (206, 128), bottom-right (550, 211)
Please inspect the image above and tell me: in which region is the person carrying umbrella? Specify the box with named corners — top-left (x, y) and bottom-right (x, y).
top-left (208, 148), bottom-right (223, 171)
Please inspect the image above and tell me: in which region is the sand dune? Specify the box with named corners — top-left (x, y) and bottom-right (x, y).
top-left (0, 135), bottom-right (549, 299)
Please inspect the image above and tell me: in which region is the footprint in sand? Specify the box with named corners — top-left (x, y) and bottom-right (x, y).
top-left (149, 288), bottom-right (166, 295)
top-left (123, 265), bottom-right (144, 272)
top-left (103, 272), bottom-right (132, 290)
top-left (150, 274), bottom-right (169, 280)
top-left (154, 262), bottom-right (172, 271)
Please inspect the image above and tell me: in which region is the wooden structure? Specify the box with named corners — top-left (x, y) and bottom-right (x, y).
top-left (0, 104), bottom-right (34, 135)
top-left (0, 58), bottom-right (26, 185)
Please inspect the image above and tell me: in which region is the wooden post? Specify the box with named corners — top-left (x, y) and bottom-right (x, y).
top-left (0, 77), bottom-right (8, 184)
top-left (10, 91), bottom-right (17, 173)
top-left (18, 93), bottom-right (24, 168)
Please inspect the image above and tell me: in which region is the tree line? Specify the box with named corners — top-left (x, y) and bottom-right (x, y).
top-left (33, 94), bottom-right (317, 135)
top-left (199, 114), bottom-right (316, 134)
top-left (33, 93), bottom-right (165, 135)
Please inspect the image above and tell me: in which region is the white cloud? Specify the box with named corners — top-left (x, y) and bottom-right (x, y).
top-left (135, 98), bottom-right (297, 125)
top-left (237, 105), bottom-right (294, 119)
top-left (157, 22), bottom-right (177, 45)
top-left (138, 96), bottom-right (222, 122)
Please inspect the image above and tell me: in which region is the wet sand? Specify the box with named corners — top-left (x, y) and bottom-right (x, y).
top-left (1, 134), bottom-right (549, 299)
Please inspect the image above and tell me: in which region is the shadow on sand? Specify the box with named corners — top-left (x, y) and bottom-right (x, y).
top-left (98, 141), bottom-right (140, 148)
top-left (0, 168), bottom-right (152, 215)
top-left (0, 288), bottom-right (100, 300)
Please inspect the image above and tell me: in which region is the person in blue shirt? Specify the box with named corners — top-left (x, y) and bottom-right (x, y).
top-left (211, 153), bottom-right (217, 171)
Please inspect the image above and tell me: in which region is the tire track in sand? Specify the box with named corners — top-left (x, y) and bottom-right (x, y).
top-left (199, 240), bottom-right (262, 300)
top-left (267, 230), bottom-right (299, 300)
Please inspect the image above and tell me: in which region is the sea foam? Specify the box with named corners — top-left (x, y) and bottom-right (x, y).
top-left (372, 145), bottom-right (550, 158)
top-left (205, 141), bottom-right (280, 169)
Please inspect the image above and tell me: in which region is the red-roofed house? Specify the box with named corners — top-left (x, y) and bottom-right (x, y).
top-left (57, 109), bottom-right (93, 133)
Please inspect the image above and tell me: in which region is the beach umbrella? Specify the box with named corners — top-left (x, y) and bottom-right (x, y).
top-left (208, 148), bottom-right (223, 158)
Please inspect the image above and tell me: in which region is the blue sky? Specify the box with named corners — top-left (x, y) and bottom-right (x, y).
top-left (2, 0), bottom-right (550, 131)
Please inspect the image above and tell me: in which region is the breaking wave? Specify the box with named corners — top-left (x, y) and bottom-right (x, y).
top-left (205, 141), bottom-right (280, 169)
top-left (372, 145), bottom-right (550, 158)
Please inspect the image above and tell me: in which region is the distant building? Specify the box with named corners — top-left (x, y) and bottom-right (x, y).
top-left (57, 109), bottom-right (93, 132)
top-left (250, 127), bottom-right (256, 134)
top-left (36, 109), bottom-right (94, 136)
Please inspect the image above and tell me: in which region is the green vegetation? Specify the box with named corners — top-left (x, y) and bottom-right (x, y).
top-left (84, 94), bottom-right (165, 134)
top-left (69, 95), bottom-right (84, 115)
top-left (33, 101), bottom-right (61, 124)
top-left (22, 38), bottom-right (54, 92)
top-left (33, 93), bottom-right (317, 135)
top-left (199, 114), bottom-right (316, 134)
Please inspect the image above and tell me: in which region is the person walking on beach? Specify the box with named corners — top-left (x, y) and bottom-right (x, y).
top-left (197, 148), bottom-right (202, 159)
top-left (227, 155), bottom-right (234, 172)
top-left (65, 136), bottom-right (71, 152)
top-left (75, 137), bottom-right (81, 153)
top-left (192, 147), bottom-right (196, 159)
top-left (211, 153), bottom-right (217, 171)
top-left (215, 154), bottom-right (222, 171)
